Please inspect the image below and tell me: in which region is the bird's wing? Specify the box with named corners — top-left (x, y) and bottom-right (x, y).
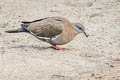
top-left (26, 17), bottom-right (63, 38)
top-left (22, 17), bottom-right (49, 24)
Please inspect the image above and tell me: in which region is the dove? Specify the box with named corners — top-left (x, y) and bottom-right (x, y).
top-left (6, 16), bottom-right (88, 50)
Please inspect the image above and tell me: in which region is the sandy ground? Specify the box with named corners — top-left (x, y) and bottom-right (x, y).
top-left (0, 0), bottom-right (120, 80)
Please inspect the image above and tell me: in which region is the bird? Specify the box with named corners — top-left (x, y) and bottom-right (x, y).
top-left (6, 16), bottom-right (88, 50)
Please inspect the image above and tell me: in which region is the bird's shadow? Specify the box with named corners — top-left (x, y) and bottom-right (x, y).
top-left (9, 45), bottom-right (78, 51)
top-left (9, 45), bottom-right (55, 51)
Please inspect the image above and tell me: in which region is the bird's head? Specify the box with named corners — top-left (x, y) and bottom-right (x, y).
top-left (73, 23), bottom-right (88, 37)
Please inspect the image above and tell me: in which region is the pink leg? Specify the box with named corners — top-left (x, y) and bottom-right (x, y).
top-left (52, 45), bottom-right (65, 50)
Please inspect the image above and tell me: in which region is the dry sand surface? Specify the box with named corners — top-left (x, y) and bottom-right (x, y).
top-left (0, 0), bottom-right (120, 80)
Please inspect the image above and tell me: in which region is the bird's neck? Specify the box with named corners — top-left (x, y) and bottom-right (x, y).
top-left (72, 26), bottom-right (80, 37)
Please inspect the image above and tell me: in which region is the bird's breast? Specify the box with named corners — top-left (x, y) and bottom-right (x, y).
top-left (51, 30), bottom-right (78, 45)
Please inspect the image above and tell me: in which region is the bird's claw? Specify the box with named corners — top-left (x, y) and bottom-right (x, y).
top-left (52, 45), bottom-right (65, 50)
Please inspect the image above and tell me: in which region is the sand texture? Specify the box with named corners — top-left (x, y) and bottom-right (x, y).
top-left (0, 0), bottom-right (120, 80)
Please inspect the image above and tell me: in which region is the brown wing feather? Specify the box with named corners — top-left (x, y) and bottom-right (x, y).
top-left (22, 17), bottom-right (49, 24)
top-left (26, 18), bottom-right (63, 38)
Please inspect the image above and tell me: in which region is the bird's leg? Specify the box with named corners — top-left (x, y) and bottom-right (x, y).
top-left (52, 45), bottom-right (65, 50)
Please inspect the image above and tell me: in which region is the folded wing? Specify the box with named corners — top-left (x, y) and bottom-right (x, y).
top-left (25, 18), bottom-right (63, 38)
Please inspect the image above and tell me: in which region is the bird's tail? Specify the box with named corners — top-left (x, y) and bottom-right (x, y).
top-left (5, 28), bottom-right (25, 33)
top-left (5, 23), bottom-right (29, 33)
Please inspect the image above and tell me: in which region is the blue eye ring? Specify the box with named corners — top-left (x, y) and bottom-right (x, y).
top-left (77, 26), bottom-right (83, 30)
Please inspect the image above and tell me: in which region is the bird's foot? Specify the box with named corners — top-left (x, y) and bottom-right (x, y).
top-left (52, 45), bottom-right (65, 50)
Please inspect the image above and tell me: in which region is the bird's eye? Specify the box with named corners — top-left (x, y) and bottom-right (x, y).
top-left (77, 26), bottom-right (83, 30)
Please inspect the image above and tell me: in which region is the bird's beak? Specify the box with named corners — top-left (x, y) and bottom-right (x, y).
top-left (83, 31), bottom-right (88, 37)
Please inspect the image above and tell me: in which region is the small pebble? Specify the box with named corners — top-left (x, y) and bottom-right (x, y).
top-left (12, 40), bottom-right (16, 42)
top-left (110, 65), bottom-right (115, 67)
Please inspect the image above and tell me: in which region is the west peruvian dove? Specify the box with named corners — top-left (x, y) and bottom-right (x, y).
top-left (6, 16), bottom-right (88, 50)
